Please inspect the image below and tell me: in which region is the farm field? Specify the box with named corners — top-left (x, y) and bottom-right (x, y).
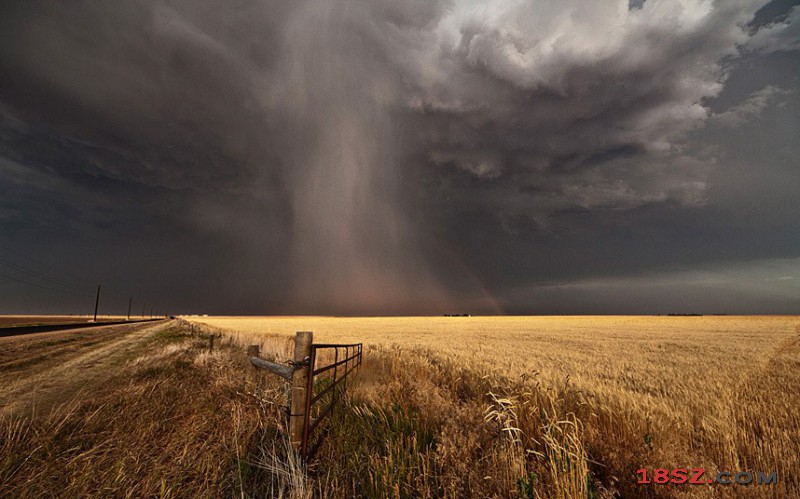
top-left (184, 314), bottom-right (796, 381)
top-left (186, 315), bottom-right (800, 498)
top-left (2, 316), bottom-right (797, 498)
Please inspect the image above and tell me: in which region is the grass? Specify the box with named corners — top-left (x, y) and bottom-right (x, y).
top-left (0, 326), bottom-right (300, 498)
top-left (190, 315), bottom-right (800, 497)
top-left (2, 316), bottom-right (797, 497)
top-left (305, 345), bottom-right (594, 498)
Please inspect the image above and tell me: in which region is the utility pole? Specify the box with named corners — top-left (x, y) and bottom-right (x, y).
top-left (93, 284), bottom-right (101, 322)
top-left (127, 297), bottom-right (132, 321)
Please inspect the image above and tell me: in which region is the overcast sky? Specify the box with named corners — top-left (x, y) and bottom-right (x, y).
top-left (1, 0), bottom-right (798, 315)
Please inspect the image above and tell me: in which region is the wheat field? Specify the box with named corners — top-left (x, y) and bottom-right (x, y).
top-left (186, 315), bottom-right (800, 498)
top-left (2, 316), bottom-right (797, 497)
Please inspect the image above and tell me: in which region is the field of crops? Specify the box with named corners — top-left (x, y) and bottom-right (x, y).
top-left (4, 316), bottom-right (795, 497)
top-left (187, 315), bottom-right (800, 497)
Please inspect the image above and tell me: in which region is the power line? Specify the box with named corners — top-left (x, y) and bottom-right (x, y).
top-left (0, 245), bottom-right (159, 315)
top-left (0, 257), bottom-right (92, 293)
top-left (0, 272), bottom-right (92, 297)
top-left (0, 244), bottom-right (96, 288)
top-left (0, 245), bottom-right (135, 305)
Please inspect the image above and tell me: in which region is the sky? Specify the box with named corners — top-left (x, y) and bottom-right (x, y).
top-left (0, 0), bottom-right (798, 316)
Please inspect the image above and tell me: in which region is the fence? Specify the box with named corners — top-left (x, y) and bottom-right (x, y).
top-left (249, 331), bottom-right (362, 459)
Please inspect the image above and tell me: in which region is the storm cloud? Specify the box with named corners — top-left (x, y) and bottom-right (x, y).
top-left (1, 0), bottom-right (798, 314)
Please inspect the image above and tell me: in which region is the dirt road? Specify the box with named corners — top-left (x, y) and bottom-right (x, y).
top-left (0, 320), bottom-right (171, 417)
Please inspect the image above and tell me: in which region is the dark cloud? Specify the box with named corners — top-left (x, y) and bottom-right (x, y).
top-left (1, 0), bottom-right (798, 315)
top-left (749, 0), bottom-right (800, 29)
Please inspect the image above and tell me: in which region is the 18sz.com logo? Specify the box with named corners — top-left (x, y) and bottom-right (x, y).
top-left (636, 468), bottom-right (778, 486)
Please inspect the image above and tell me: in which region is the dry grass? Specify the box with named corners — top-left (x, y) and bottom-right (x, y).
top-left (3, 316), bottom-right (796, 497)
top-left (0, 324), bottom-right (307, 498)
top-left (0, 323), bottom-right (175, 418)
top-left (188, 315), bottom-right (800, 498)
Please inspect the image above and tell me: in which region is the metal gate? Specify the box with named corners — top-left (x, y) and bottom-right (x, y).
top-left (301, 342), bottom-right (362, 457)
top-left (248, 332), bottom-right (363, 459)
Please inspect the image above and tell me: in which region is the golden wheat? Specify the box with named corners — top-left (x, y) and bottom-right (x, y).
top-left (187, 315), bottom-right (800, 497)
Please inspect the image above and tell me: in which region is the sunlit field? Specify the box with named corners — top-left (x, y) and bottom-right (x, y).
top-left (3, 316), bottom-right (797, 497)
top-left (187, 315), bottom-right (800, 498)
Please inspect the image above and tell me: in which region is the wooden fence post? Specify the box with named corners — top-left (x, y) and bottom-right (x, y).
top-left (209, 334), bottom-right (214, 351)
top-left (289, 331), bottom-right (313, 452)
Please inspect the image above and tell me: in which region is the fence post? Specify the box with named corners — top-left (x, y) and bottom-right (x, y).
top-left (289, 331), bottom-right (313, 452)
top-left (209, 334), bottom-right (214, 351)
top-left (247, 345), bottom-right (260, 376)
